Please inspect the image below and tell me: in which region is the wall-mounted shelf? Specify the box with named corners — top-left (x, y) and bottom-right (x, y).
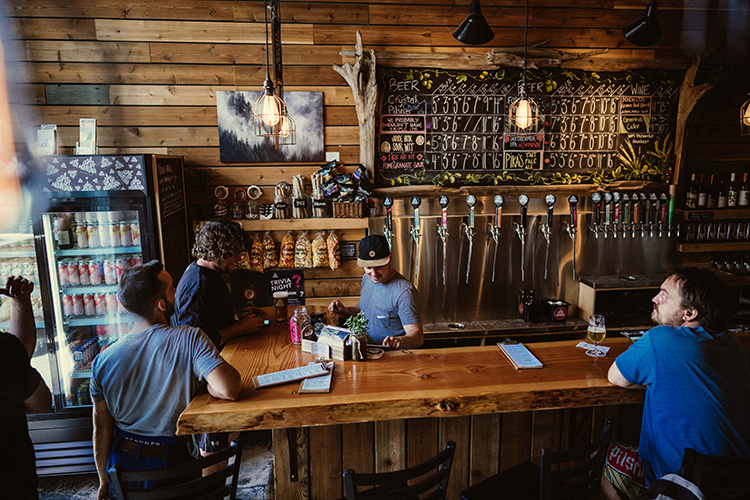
top-left (195, 218), bottom-right (370, 232)
top-left (678, 242), bottom-right (750, 253)
top-left (677, 208), bottom-right (750, 221)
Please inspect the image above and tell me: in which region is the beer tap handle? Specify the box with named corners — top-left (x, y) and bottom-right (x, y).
top-left (384, 196), bottom-right (394, 232)
top-left (518, 194), bottom-right (529, 235)
top-left (438, 195), bottom-right (449, 237)
top-left (659, 193), bottom-right (668, 225)
top-left (591, 192), bottom-right (602, 238)
top-left (612, 192), bottom-right (621, 239)
top-left (568, 195), bottom-right (579, 231)
top-left (494, 195), bottom-right (504, 229)
top-left (622, 193), bottom-right (630, 237)
top-left (545, 194), bottom-right (556, 229)
top-left (603, 192), bottom-right (612, 238)
top-left (410, 195), bottom-right (422, 244)
top-left (466, 195), bottom-right (477, 231)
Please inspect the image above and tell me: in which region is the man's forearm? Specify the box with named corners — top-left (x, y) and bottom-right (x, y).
top-left (93, 402), bottom-right (115, 491)
top-left (10, 297), bottom-right (36, 357)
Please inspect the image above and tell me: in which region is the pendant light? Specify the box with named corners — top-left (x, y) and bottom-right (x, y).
top-left (254, 0), bottom-right (287, 137)
top-left (741, 93), bottom-right (750, 136)
top-left (508, 0), bottom-right (538, 131)
top-left (622, 0), bottom-right (662, 47)
top-left (453, 0), bottom-right (495, 46)
top-left (277, 113), bottom-right (296, 145)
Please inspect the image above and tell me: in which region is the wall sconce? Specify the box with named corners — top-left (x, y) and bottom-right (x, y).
top-left (742, 93), bottom-right (750, 136)
top-left (453, 0), bottom-right (495, 45)
top-left (622, 0), bottom-right (662, 47)
top-left (508, 0), bottom-right (538, 131)
top-left (254, 0), bottom-right (288, 137)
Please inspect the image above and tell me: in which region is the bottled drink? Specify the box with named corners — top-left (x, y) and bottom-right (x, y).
top-left (685, 174), bottom-right (698, 209)
top-left (717, 175), bottom-right (728, 209)
top-left (289, 306), bottom-right (309, 345)
top-left (697, 174), bottom-right (707, 208)
top-left (706, 174), bottom-right (717, 209)
top-left (728, 173), bottom-right (738, 208)
top-left (740, 173), bottom-right (750, 208)
top-left (53, 215), bottom-right (74, 249)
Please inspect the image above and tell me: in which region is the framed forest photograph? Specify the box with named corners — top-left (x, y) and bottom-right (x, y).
top-left (217, 90), bottom-right (325, 163)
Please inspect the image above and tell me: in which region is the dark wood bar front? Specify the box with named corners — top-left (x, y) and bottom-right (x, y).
top-left (178, 311), bottom-right (645, 499)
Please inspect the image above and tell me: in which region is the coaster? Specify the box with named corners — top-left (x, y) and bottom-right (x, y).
top-left (367, 348), bottom-right (384, 359)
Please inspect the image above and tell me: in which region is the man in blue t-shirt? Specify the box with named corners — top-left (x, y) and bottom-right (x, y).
top-left (602, 268), bottom-right (750, 500)
top-left (91, 260), bottom-right (240, 500)
top-left (329, 234), bottom-right (423, 349)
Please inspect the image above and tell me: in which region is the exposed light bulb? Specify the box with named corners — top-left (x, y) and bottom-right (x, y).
top-left (279, 116), bottom-right (291, 137)
top-left (260, 95), bottom-right (282, 126)
top-left (743, 104), bottom-right (750, 127)
top-left (515, 98), bottom-right (533, 130)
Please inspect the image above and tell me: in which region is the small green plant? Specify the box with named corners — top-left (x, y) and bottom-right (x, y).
top-left (344, 312), bottom-right (368, 336)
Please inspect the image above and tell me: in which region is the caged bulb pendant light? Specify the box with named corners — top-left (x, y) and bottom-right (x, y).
top-left (508, 0), bottom-right (538, 131)
top-left (741, 93), bottom-right (750, 136)
top-left (277, 112), bottom-right (296, 145)
top-left (254, 0), bottom-right (287, 137)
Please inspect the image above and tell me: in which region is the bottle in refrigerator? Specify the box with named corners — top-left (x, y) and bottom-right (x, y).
top-left (697, 174), bottom-right (707, 208)
top-left (685, 174), bottom-right (698, 209)
top-left (740, 173), bottom-right (750, 208)
top-left (53, 215), bottom-right (74, 249)
top-left (717, 175), bottom-right (728, 209)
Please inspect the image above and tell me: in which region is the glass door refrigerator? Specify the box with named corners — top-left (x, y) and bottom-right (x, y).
top-left (26, 154), bottom-right (189, 476)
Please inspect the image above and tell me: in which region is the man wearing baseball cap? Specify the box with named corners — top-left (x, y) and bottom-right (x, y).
top-left (328, 234), bottom-right (423, 349)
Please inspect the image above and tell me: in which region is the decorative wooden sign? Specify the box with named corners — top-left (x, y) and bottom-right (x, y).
top-left (375, 67), bottom-right (680, 187)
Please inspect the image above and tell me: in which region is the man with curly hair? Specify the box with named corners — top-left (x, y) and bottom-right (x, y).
top-left (172, 221), bottom-right (265, 348)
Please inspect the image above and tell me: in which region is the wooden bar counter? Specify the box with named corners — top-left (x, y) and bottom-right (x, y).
top-left (178, 312), bottom-right (645, 499)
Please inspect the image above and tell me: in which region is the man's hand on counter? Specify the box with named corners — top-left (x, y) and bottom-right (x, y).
top-left (328, 299), bottom-right (360, 317)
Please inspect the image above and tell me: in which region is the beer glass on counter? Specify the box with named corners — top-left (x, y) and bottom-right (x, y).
top-left (273, 291), bottom-right (289, 322)
top-left (587, 314), bottom-right (607, 357)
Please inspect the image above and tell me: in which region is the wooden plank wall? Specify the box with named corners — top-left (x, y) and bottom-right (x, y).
top-left (2, 0), bottom-right (748, 285)
top-left (272, 404), bottom-right (644, 500)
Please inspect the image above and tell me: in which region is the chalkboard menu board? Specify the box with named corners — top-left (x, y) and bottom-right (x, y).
top-left (376, 67), bottom-right (680, 187)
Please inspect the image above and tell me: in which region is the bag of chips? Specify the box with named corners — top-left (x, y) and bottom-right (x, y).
top-left (279, 231), bottom-right (295, 268)
top-left (262, 231), bottom-right (278, 269)
top-left (327, 232), bottom-right (340, 271)
top-left (312, 231), bottom-right (329, 268)
top-left (294, 231), bottom-right (313, 269)
top-left (249, 233), bottom-right (263, 273)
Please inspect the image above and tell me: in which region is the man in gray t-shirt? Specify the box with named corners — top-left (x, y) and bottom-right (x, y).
top-left (329, 235), bottom-right (423, 349)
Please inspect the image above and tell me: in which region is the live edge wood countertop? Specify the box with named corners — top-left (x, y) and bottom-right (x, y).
top-left (176, 310), bottom-right (643, 436)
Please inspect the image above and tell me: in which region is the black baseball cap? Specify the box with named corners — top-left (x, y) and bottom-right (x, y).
top-left (357, 234), bottom-right (391, 267)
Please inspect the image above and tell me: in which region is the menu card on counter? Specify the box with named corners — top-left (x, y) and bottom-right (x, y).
top-left (497, 342), bottom-right (544, 370)
top-left (252, 362), bottom-right (329, 389)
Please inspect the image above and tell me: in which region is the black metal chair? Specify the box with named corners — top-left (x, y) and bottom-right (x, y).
top-left (343, 440), bottom-right (456, 500)
top-left (460, 418), bottom-right (613, 500)
top-left (680, 447), bottom-right (750, 500)
top-left (108, 440), bottom-right (242, 500)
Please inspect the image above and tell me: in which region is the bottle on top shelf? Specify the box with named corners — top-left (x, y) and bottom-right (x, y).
top-left (697, 173), bottom-right (708, 208)
top-left (728, 173), bottom-right (738, 208)
top-left (740, 173), bottom-right (750, 208)
top-left (686, 174), bottom-right (698, 209)
top-left (706, 174), bottom-right (717, 209)
top-left (717, 175), bottom-right (728, 209)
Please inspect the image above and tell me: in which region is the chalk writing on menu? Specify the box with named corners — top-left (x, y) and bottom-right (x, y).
top-left (154, 157), bottom-right (185, 218)
top-left (375, 67), bottom-right (679, 187)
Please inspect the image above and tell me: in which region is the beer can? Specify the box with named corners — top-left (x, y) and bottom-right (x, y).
top-left (23, 262), bottom-right (37, 285)
top-left (105, 292), bottom-right (118, 314)
top-left (58, 261), bottom-right (70, 286)
top-left (86, 222), bottom-right (100, 248)
top-left (98, 221), bottom-right (111, 248)
top-left (75, 224), bottom-right (88, 248)
top-left (89, 259), bottom-right (103, 285)
top-left (115, 258), bottom-right (127, 281)
top-left (130, 221), bottom-right (141, 246)
top-left (62, 294), bottom-right (74, 316)
top-left (119, 222), bottom-right (132, 247)
top-left (83, 293), bottom-right (96, 315)
top-left (94, 293), bottom-right (107, 315)
top-left (109, 222), bottom-right (121, 247)
top-left (72, 294), bottom-right (84, 315)
top-left (131, 255), bottom-right (142, 267)
top-left (78, 260), bottom-right (91, 285)
top-left (0, 262), bottom-right (8, 283)
top-left (68, 259), bottom-right (81, 285)
top-left (103, 259), bottom-right (117, 284)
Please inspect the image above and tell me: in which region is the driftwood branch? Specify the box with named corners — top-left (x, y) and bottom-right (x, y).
top-left (673, 56), bottom-right (713, 185)
top-left (332, 31), bottom-right (377, 178)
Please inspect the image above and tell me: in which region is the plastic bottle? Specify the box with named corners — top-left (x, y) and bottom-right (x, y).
top-left (289, 306), bottom-right (310, 345)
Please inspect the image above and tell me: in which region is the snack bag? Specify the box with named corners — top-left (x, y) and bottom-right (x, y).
top-left (249, 233), bottom-right (263, 273)
top-left (294, 231), bottom-right (313, 269)
top-left (327, 232), bottom-right (340, 270)
top-left (279, 231), bottom-right (295, 268)
top-left (262, 231), bottom-right (278, 269)
top-left (312, 231), bottom-right (329, 268)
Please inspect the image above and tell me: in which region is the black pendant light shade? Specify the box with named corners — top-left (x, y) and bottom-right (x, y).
top-left (622, 0), bottom-right (662, 47)
top-left (453, 0), bottom-right (495, 45)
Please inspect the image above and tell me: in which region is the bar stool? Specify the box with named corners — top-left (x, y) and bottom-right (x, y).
top-left (680, 447), bottom-right (750, 499)
top-left (460, 418), bottom-right (612, 500)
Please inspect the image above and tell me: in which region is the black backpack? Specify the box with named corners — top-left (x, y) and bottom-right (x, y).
top-left (639, 473), bottom-right (705, 500)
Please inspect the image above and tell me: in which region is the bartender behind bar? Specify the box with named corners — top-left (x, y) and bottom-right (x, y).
top-left (329, 235), bottom-right (423, 350)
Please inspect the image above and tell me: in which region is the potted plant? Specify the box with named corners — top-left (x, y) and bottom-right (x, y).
top-left (344, 312), bottom-right (368, 360)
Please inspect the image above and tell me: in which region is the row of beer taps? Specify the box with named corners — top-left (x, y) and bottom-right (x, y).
top-left (382, 191), bottom-right (678, 286)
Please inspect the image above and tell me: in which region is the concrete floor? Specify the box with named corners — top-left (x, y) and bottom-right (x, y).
top-left (37, 431), bottom-right (274, 500)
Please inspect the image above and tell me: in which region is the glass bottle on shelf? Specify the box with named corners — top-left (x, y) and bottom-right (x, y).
top-left (706, 174), bottom-right (717, 209)
top-left (686, 174), bottom-right (698, 209)
top-left (728, 173), bottom-right (738, 208)
top-left (53, 214), bottom-right (74, 249)
top-left (717, 175), bottom-right (728, 209)
top-left (697, 174), bottom-right (708, 208)
top-left (739, 173), bottom-right (750, 208)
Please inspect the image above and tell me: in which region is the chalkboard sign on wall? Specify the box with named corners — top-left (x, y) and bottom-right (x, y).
top-left (375, 67), bottom-right (680, 188)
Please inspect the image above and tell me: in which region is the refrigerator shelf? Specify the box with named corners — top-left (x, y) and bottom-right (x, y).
top-left (55, 246), bottom-right (142, 257)
top-left (71, 368), bottom-right (92, 380)
top-left (0, 320), bottom-right (46, 329)
top-left (62, 284), bottom-right (118, 294)
top-left (66, 314), bottom-right (132, 327)
top-left (0, 249), bottom-right (36, 258)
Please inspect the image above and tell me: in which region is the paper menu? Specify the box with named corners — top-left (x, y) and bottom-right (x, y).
top-left (252, 362), bottom-right (329, 389)
top-left (497, 342), bottom-right (544, 369)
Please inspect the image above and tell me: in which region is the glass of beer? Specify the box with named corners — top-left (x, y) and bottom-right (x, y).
top-left (587, 314), bottom-right (607, 357)
top-left (273, 291), bottom-right (289, 322)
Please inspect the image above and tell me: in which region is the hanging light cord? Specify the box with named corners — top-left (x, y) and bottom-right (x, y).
top-left (522, 0), bottom-right (529, 94)
top-left (264, 0), bottom-right (271, 83)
